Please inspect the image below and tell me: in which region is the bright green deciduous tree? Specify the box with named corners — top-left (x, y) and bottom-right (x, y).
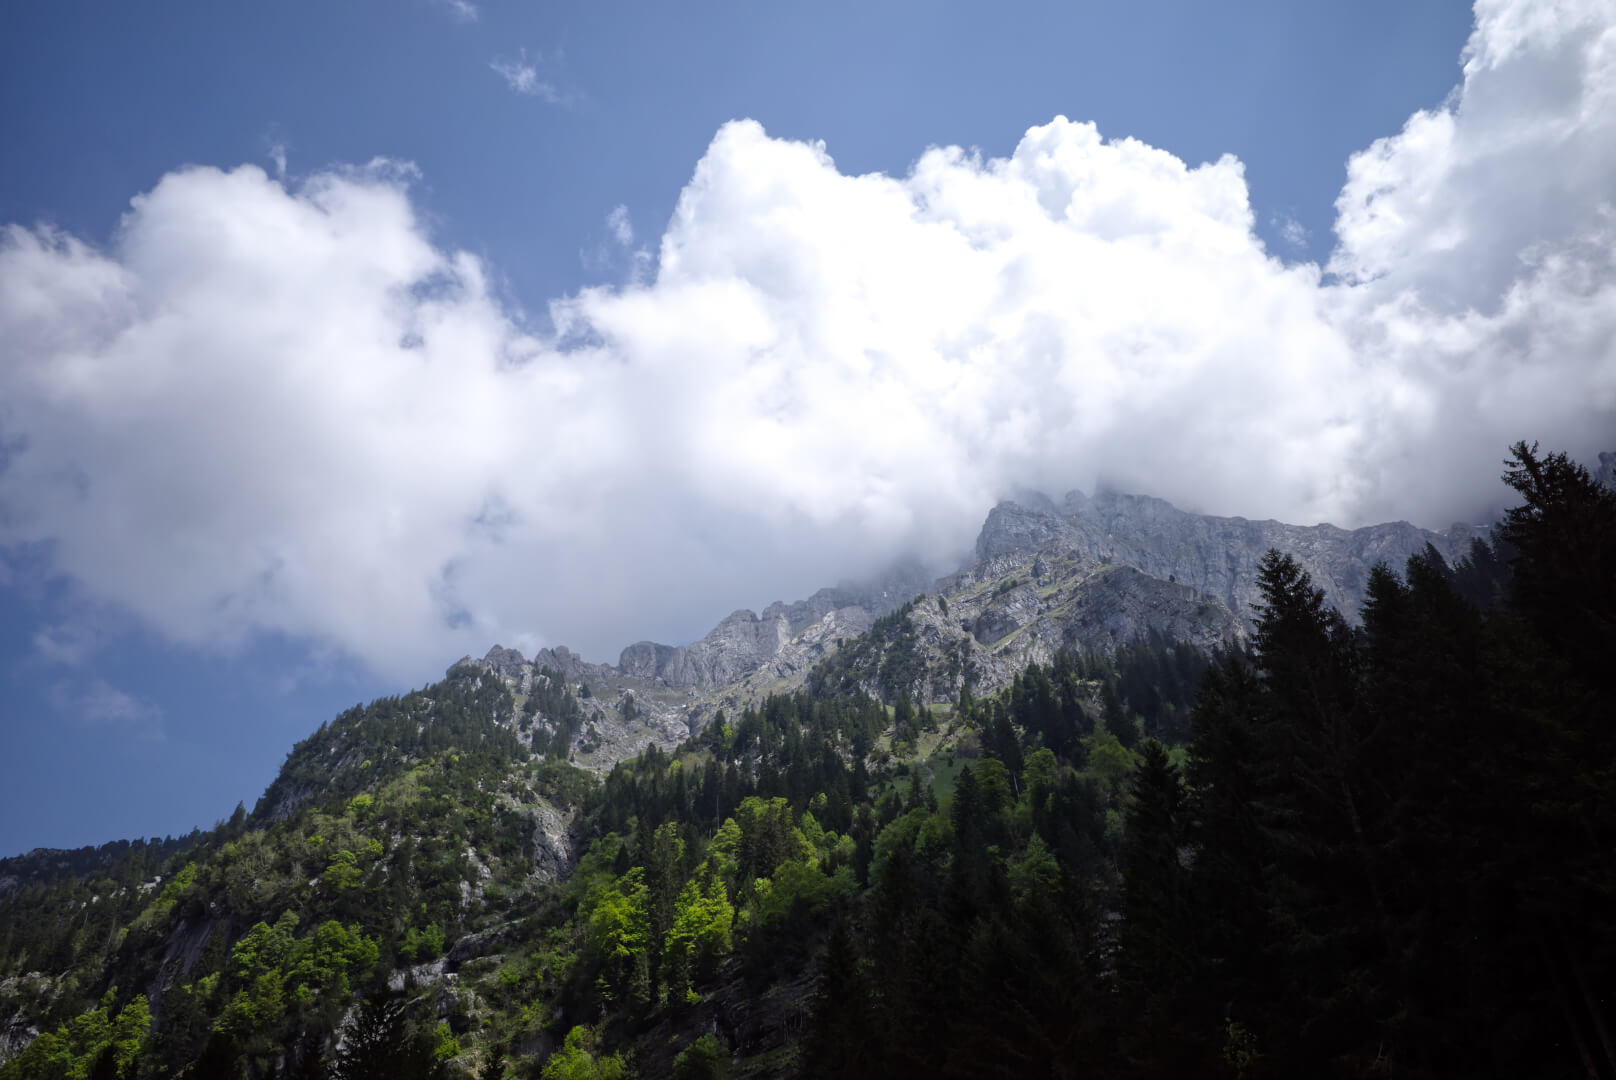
top-left (587, 869), bottom-right (651, 1006)
top-left (0, 990), bottom-right (150, 1080)
top-left (662, 871), bottom-right (734, 996)
top-left (540, 1027), bottom-right (625, 1080)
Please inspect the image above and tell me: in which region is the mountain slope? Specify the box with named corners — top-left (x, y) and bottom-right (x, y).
top-left (6, 448), bottom-right (1609, 1079)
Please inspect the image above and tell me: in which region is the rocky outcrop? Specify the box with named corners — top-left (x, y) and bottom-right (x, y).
top-left (144, 916), bottom-right (222, 1016)
top-left (0, 1014), bottom-right (39, 1065)
top-left (1061, 565), bottom-right (1242, 651)
top-left (528, 645), bottom-right (608, 684)
top-left (616, 561), bottom-right (933, 690)
top-left (915, 549), bottom-right (1243, 699)
top-left (0, 973), bottom-right (54, 1065)
top-left (527, 798), bottom-right (575, 884)
top-left (977, 490), bottom-right (1491, 624)
top-left (481, 646), bottom-right (532, 691)
top-left (259, 782), bottom-right (320, 824)
top-left (619, 608), bottom-right (795, 689)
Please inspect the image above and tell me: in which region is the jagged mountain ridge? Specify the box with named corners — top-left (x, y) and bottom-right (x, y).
top-left (615, 561), bottom-right (936, 689)
top-left (450, 484), bottom-right (1493, 755)
top-left (977, 488), bottom-right (1491, 625)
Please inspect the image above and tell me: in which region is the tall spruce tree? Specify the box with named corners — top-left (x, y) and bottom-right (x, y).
top-left (1119, 739), bottom-right (1193, 1068)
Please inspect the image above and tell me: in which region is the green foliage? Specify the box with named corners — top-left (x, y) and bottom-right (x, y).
top-left (1151, 444), bottom-right (1616, 1076)
top-left (399, 922), bottom-right (445, 963)
top-left (751, 860), bottom-right (846, 929)
top-left (807, 602), bottom-right (926, 703)
top-left (1, 662), bottom-right (561, 1075)
top-left (1118, 740), bottom-right (1191, 1060)
top-left (431, 1021), bottom-right (460, 1062)
top-left (156, 863), bottom-right (196, 908)
top-left (539, 1027), bottom-right (624, 1080)
top-left (661, 874), bottom-right (733, 994)
top-left (214, 912), bottom-right (377, 1046)
top-left (326, 995), bottom-right (448, 1080)
top-left (0, 990), bottom-right (149, 1080)
top-left (255, 669), bottom-right (525, 823)
top-left (801, 915), bottom-right (876, 1079)
top-left (1008, 832), bottom-right (1059, 903)
top-left (525, 668), bottom-right (585, 760)
top-left (322, 849), bottom-right (363, 891)
top-left (1078, 728), bottom-right (1138, 792)
top-left (533, 758), bottom-right (598, 806)
top-left (585, 869), bottom-right (651, 1006)
top-left (671, 1034), bottom-right (729, 1080)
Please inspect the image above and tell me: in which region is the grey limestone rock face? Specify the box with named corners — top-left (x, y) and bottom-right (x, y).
top-left (529, 645), bottom-right (609, 684)
top-left (616, 640), bottom-right (681, 681)
top-left (971, 582), bottom-right (1041, 645)
top-left (618, 608), bottom-right (792, 689)
top-left (527, 798), bottom-right (575, 884)
top-left (444, 646), bottom-right (695, 776)
top-left (144, 916), bottom-right (220, 1015)
top-left (386, 957), bottom-right (448, 994)
top-left (921, 550), bottom-right (1242, 699)
top-left (614, 560), bottom-right (933, 690)
top-left (482, 645), bottom-right (528, 678)
top-left (481, 645), bottom-right (532, 692)
top-left (1060, 565), bottom-right (1241, 652)
top-left (978, 489), bottom-right (1490, 625)
top-left (763, 558), bottom-right (935, 633)
top-left (0, 984), bottom-right (44, 1063)
top-left (975, 502), bottom-right (1085, 561)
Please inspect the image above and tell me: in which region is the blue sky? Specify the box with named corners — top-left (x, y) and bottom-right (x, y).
top-left (5, 2), bottom-right (1480, 308)
top-left (3, 0), bottom-right (1613, 856)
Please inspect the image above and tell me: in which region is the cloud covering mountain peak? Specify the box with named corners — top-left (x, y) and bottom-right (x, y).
top-left (2, 0), bottom-right (1612, 681)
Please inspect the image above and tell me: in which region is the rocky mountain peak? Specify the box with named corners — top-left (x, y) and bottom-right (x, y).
top-left (481, 645), bottom-right (530, 682)
top-left (454, 452), bottom-right (1616, 761)
top-left (975, 501), bottom-right (1082, 561)
top-left (612, 559), bottom-right (936, 691)
top-left (976, 487), bottom-right (1491, 625)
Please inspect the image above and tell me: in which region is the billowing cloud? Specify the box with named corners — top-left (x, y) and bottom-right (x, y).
top-left (2, 0), bottom-right (1613, 679)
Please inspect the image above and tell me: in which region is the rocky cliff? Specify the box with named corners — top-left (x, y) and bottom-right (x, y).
top-left (977, 490), bottom-right (1491, 625)
top-left (615, 560), bottom-right (934, 689)
top-left (445, 468), bottom-right (1578, 755)
top-left (453, 482), bottom-right (1505, 738)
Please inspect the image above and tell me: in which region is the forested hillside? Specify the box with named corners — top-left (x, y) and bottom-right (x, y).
top-left (2, 442), bottom-right (1612, 1079)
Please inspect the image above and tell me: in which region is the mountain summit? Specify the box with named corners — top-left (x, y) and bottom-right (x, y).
top-left (977, 488), bottom-right (1490, 624)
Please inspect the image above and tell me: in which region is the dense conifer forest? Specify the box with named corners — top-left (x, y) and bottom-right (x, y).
top-left (1, 442), bottom-right (1611, 1078)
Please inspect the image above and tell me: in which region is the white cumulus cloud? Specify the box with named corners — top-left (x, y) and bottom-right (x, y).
top-left (2, 0), bottom-right (1614, 680)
